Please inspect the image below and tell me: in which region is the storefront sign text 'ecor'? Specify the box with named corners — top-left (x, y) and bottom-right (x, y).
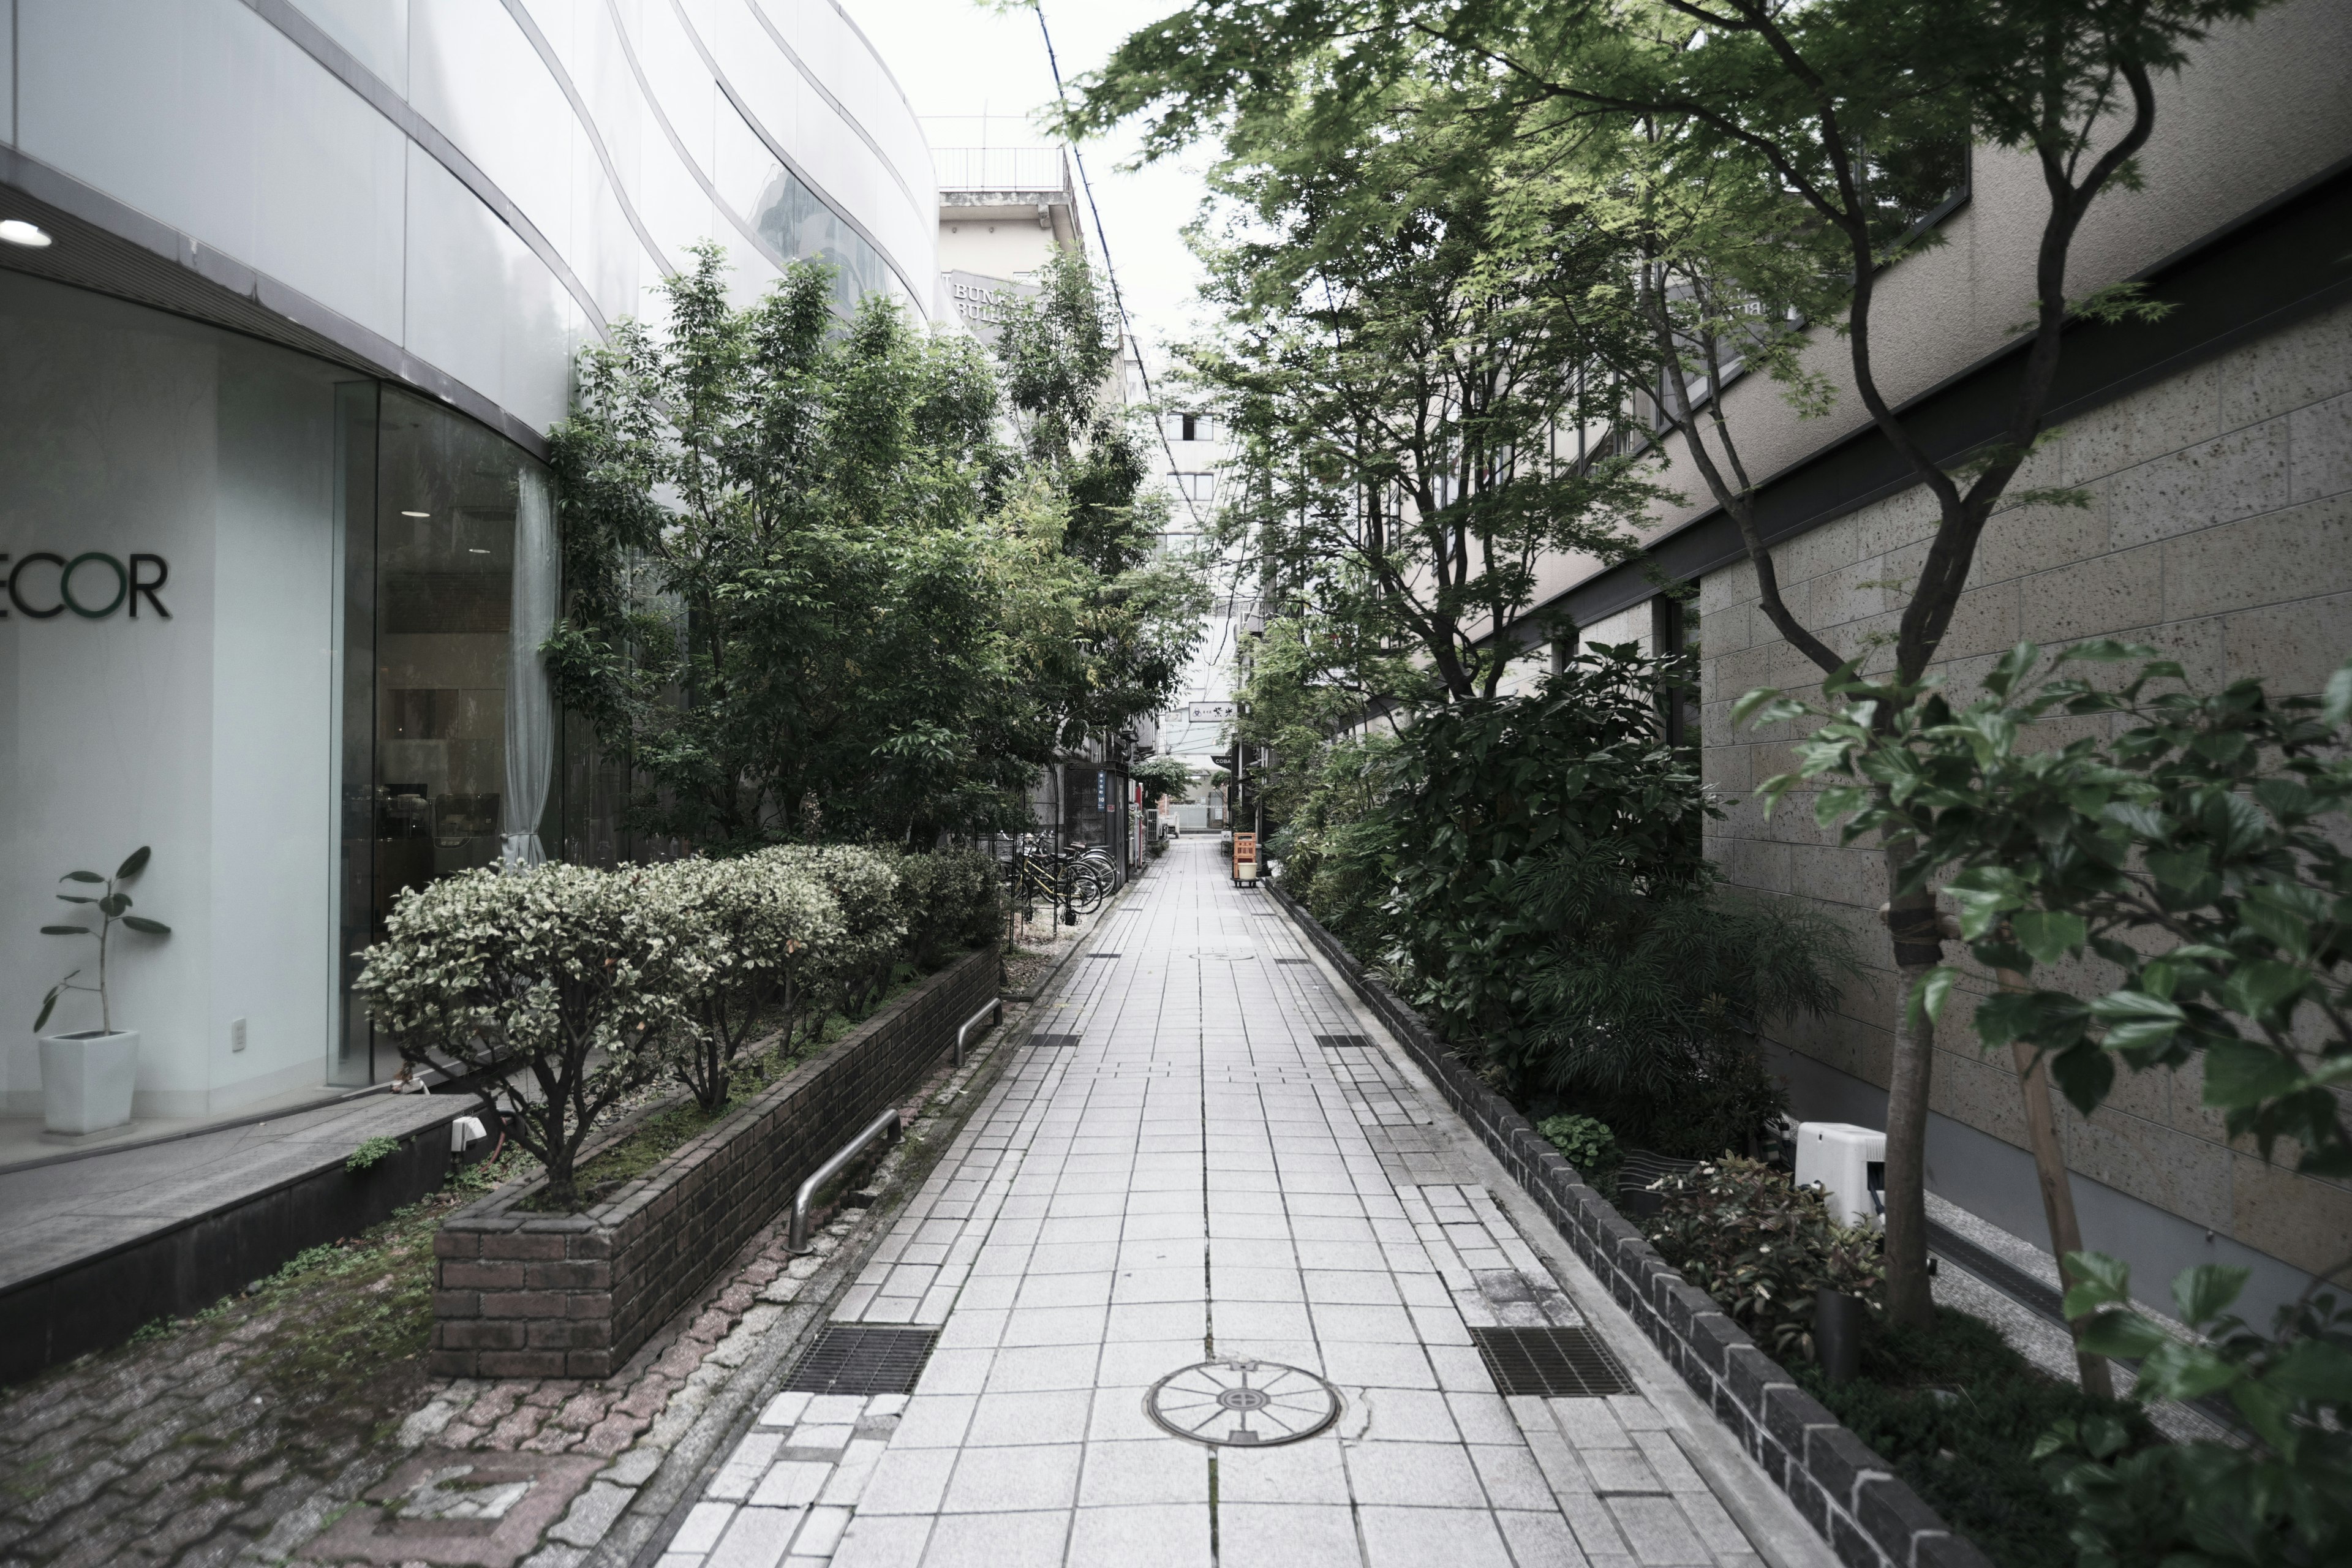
top-left (1, 552), bottom-right (170, 620)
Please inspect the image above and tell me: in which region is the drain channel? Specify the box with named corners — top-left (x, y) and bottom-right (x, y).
top-left (778, 1325), bottom-right (940, 1396)
top-left (1469, 1325), bottom-right (1633, 1398)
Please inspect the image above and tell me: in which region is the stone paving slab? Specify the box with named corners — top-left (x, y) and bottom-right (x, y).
top-left (651, 842), bottom-right (1829, 1568)
top-left (0, 1092), bottom-right (464, 1289)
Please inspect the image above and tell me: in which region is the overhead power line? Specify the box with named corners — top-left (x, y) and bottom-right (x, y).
top-left (1027, 1), bottom-right (1208, 540)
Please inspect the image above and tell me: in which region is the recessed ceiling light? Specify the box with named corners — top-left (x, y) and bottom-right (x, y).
top-left (401, 510), bottom-right (429, 517)
top-left (467, 548), bottom-right (489, 554)
top-left (0, 219), bottom-right (53, 249)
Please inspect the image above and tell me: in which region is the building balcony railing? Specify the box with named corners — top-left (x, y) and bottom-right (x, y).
top-left (933, 146), bottom-right (1070, 195)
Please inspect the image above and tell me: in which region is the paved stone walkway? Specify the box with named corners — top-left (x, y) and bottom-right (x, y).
top-left (653, 842), bottom-right (1820, 1568)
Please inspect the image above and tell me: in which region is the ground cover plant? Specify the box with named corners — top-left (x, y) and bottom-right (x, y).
top-left (1643, 1156), bottom-right (1883, 1363)
top-left (1804, 1308), bottom-right (2158, 1568)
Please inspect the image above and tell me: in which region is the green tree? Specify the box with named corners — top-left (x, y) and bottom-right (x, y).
top-left (1068, 0), bottom-right (2276, 1325)
top-left (548, 246), bottom-right (1202, 846)
top-left (995, 247), bottom-right (1210, 751)
top-left (548, 247), bottom-right (1035, 846)
top-left (1179, 82), bottom-right (1660, 703)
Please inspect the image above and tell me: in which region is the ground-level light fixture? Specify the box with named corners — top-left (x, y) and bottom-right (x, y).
top-left (400, 509), bottom-right (430, 517)
top-left (0, 219), bottom-right (53, 248)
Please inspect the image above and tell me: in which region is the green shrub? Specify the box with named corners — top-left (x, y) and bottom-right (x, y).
top-left (1509, 845), bottom-right (1848, 1155)
top-left (1536, 1114), bottom-right (1621, 1189)
top-left (753, 844), bottom-right (907, 1020)
top-left (2037, 1254), bottom-right (2352, 1567)
top-left (894, 848), bottom-right (1003, 970)
top-left (1804, 1309), bottom-right (2156, 1568)
top-left (660, 854), bottom-right (842, 1111)
top-left (1369, 648), bottom-right (1847, 1149)
top-left (1643, 1156), bottom-right (1883, 1363)
top-left (357, 862), bottom-right (684, 1208)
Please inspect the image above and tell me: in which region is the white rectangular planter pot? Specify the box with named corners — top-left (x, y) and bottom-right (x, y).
top-left (40, 1030), bottom-right (139, 1135)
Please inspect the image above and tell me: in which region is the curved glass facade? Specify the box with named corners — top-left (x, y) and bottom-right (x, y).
top-left (0, 274), bottom-right (568, 1113)
top-left (0, 0), bottom-right (943, 1123)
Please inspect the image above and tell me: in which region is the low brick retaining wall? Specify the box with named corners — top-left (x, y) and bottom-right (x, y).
top-left (429, 946), bottom-right (999, 1380)
top-left (1270, 887), bottom-right (1989, 1568)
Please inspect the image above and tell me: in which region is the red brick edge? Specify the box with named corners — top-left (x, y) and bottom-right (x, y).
top-left (1268, 887), bottom-right (1992, 1568)
top-left (428, 946), bottom-right (1000, 1380)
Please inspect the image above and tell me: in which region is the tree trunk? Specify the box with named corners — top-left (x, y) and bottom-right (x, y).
top-left (1997, 967), bottom-right (2116, 1399)
top-left (1879, 836), bottom-right (1942, 1328)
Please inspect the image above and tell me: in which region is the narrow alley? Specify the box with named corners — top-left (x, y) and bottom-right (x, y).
top-left (654, 841), bottom-right (1826, 1568)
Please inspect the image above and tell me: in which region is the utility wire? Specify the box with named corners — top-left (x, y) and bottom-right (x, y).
top-left (1028, 1), bottom-right (1207, 540)
top-left (1033, 0), bottom-right (1247, 760)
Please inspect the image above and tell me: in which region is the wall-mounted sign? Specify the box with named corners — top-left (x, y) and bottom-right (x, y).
top-left (943, 269), bottom-right (1039, 346)
top-left (1187, 701), bottom-right (1237, 722)
top-left (2, 552), bottom-right (170, 620)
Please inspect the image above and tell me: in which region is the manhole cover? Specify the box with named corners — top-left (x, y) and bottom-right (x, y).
top-left (1144, 1359), bottom-right (1341, 1447)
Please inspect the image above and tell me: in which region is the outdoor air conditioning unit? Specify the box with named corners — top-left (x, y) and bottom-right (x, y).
top-left (1795, 1121), bottom-right (1885, 1229)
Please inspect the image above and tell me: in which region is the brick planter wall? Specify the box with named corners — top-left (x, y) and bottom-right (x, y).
top-left (1270, 888), bottom-right (1991, 1568)
top-left (429, 945), bottom-right (999, 1380)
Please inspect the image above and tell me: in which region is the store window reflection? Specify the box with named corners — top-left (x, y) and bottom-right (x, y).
top-left (330, 389), bottom-right (559, 1085)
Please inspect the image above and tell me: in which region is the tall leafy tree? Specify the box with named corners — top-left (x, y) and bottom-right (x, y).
top-left (1185, 88), bottom-right (1659, 703)
top-left (1068, 0), bottom-right (2275, 1325)
top-left (548, 246), bottom-right (1199, 848)
top-left (995, 247), bottom-right (1210, 748)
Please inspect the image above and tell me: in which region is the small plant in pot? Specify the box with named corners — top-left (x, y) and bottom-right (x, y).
top-left (36, 846), bottom-right (170, 1135)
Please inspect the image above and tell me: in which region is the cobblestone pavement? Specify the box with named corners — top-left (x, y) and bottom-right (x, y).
top-left (0, 1019), bottom-right (1015, 1568)
top-left (654, 841), bottom-right (1830, 1568)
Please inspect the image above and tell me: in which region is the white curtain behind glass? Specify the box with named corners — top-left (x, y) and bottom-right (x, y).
top-left (503, 468), bottom-right (558, 869)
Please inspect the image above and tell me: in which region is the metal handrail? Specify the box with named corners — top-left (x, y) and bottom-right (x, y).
top-left (956, 998), bottom-right (1003, 1066)
top-left (786, 1107), bottom-right (902, 1254)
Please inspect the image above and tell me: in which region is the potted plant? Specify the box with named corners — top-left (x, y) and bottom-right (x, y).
top-left (36, 846), bottom-right (170, 1135)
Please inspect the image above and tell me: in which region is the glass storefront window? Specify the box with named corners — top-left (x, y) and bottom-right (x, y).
top-left (330, 389), bottom-right (559, 1087)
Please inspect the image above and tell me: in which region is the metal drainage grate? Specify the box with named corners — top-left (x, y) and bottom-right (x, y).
top-left (1313, 1033), bottom-right (1374, 1049)
top-left (1273, 957), bottom-right (1313, 965)
top-left (1087, 952), bottom-right (1122, 960)
top-left (1028, 1033), bottom-right (1084, 1049)
top-left (779, 1325), bottom-right (940, 1396)
top-left (1469, 1325), bottom-right (1633, 1398)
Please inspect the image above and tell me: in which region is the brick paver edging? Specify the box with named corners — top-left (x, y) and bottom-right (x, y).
top-left (429, 945), bottom-right (1000, 1381)
top-left (1266, 886), bottom-right (1992, 1568)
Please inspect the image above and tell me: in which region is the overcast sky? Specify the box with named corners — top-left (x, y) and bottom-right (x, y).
top-left (835, 0), bottom-right (1216, 368)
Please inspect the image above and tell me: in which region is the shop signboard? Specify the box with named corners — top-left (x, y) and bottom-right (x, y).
top-left (2, 551), bottom-right (172, 619)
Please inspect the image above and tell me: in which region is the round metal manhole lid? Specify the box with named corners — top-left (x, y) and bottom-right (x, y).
top-left (1144, 1359), bottom-right (1341, 1447)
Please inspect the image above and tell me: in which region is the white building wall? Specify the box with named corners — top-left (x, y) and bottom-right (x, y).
top-left (4, 0), bottom-right (940, 438)
top-left (0, 0), bottom-right (940, 1118)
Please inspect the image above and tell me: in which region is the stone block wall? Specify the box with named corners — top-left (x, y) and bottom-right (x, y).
top-left (429, 946), bottom-right (999, 1379)
top-left (1694, 296), bottom-right (2352, 1291)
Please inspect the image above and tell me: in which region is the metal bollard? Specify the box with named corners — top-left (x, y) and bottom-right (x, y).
top-left (786, 1107), bottom-right (903, 1254)
top-left (955, 998), bottom-right (1002, 1067)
